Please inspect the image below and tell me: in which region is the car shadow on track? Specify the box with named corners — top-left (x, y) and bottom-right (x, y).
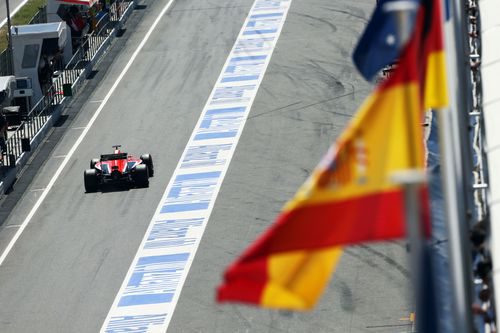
top-left (85, 184), bottom-right (147, 194)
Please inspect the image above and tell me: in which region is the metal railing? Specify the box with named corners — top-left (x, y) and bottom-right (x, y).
top-left (4, 88), bottom-right (55, 162)
top-left (29, 6), bottom-right (47, 25)
top-left (465, 0), bottom-right (497, 332)
top-left (2, 0), bottom-right (134, 167)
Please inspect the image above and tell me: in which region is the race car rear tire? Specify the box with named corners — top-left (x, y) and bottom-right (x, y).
top-left (140, 154), bottom-right (154, 177)
top-left (84, 169), bottom-right (99, 192)
top-left (90, 158), bottom-right (99, 169)
top-left (134, 164), bottom-right (149, 188)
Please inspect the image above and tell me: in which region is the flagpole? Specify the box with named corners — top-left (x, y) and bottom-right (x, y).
top-left (5, 0), bottom-right (14, 75)
top-left (438, 0), bottom-right (475, 331)
top-left (391, 170), bottom-right (427, 327)
top-left (387, 3), bottom-right (430, 331)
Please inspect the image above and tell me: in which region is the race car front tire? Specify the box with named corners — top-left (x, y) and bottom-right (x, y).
top-left (140, 154), bottom-right (154, 177)
top-left (90, 158), bottom-right (100, 169)
top-left (84, 169), bottom-right (99, 192)
top-left (134, 164), bottom-right (149, 188)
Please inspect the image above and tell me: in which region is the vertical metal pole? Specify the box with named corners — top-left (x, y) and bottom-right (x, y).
top-left (5, 0), bottom-right (14, 75)
top-left (392, 171), bottom-right (426, 330)
top-left (438, 110), bottom-right (474, 333)
top-left (386, 3), bottom-right (429, 331)
top-left (383, 1), bottom-right (419, 47)
top-left (390, 0), bottom-right (476, 331)
top-left (402, 179), bottom-right (427, 332)
top-left (438, 0), bottom-right (475, 331)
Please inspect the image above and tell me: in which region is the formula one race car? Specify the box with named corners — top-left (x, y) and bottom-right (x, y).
top-left (84, 145), bottom-right (154, 192)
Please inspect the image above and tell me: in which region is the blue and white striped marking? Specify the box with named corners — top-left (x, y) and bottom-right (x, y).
top-left (101, 0), bottom-right (292, 331)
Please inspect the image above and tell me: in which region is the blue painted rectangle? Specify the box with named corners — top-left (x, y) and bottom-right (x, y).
top-left (250, 12), bottom-right (283, 18)
top-left (247, 18), bottom-right (281, 28)
top-left (243, 29), bottom-right (278, 35)
top-left (136, 252), bottom-right (190, 267)
top-left (106, 314), bottom-right (166, 332)
top-left (161, 171), bottom-right (221, 212)
top-left (147, 218), bottom-right (204, 242)
top-left (174, 171), bottom-right (221, 181)
top-left (230, 55), bottom-right (267, 62)
top-left (206, 107), bottom-right (246, 115)
top-left (161, 202), bottom-right (210, 213)
top-left (225, 66), bottom-right (237, 73)
top-left (194, 132), bottom-right (237, 140)
top-left (221, 75), bottom-right (259, 83)
top-left (118, 293), bottom-right (173, 307)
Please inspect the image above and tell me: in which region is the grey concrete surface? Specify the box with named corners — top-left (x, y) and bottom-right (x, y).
top-left (0, 0), bottom-right (415, 332)
top-left (0, 0), bottom-right (28, 30)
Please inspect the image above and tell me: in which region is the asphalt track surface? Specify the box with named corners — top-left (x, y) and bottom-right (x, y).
top-left (0, 0), bottom-right (415, 332)
top-left (0, 0), bottom-right (29, 29)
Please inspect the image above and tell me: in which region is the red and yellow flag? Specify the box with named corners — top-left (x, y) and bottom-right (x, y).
top-left (217, 0), bottom-right (447, 310)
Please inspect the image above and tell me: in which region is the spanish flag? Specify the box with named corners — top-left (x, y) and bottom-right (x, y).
top-left (217, 0), bottom-right (447, 310)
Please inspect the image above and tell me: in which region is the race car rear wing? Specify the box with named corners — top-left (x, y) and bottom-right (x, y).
top-left (100, 153), bottom-right (127, 161)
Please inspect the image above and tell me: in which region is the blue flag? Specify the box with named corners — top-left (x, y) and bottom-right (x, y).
top-left (352, 0), bottom-right (421, 81)
top-left (444, 0), bottom-right (450, 21)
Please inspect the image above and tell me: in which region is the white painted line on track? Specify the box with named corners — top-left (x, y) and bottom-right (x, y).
top-left (4, 225), bottom-right (21, 229)
top-left (0, 0), bottom-right (178, 266)
top-left (0, 0), bottom-right (29, 29)
top-left (101, 0), bottom-right (292, 331)
top-left (29, 188), bottom-right (46, 192)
